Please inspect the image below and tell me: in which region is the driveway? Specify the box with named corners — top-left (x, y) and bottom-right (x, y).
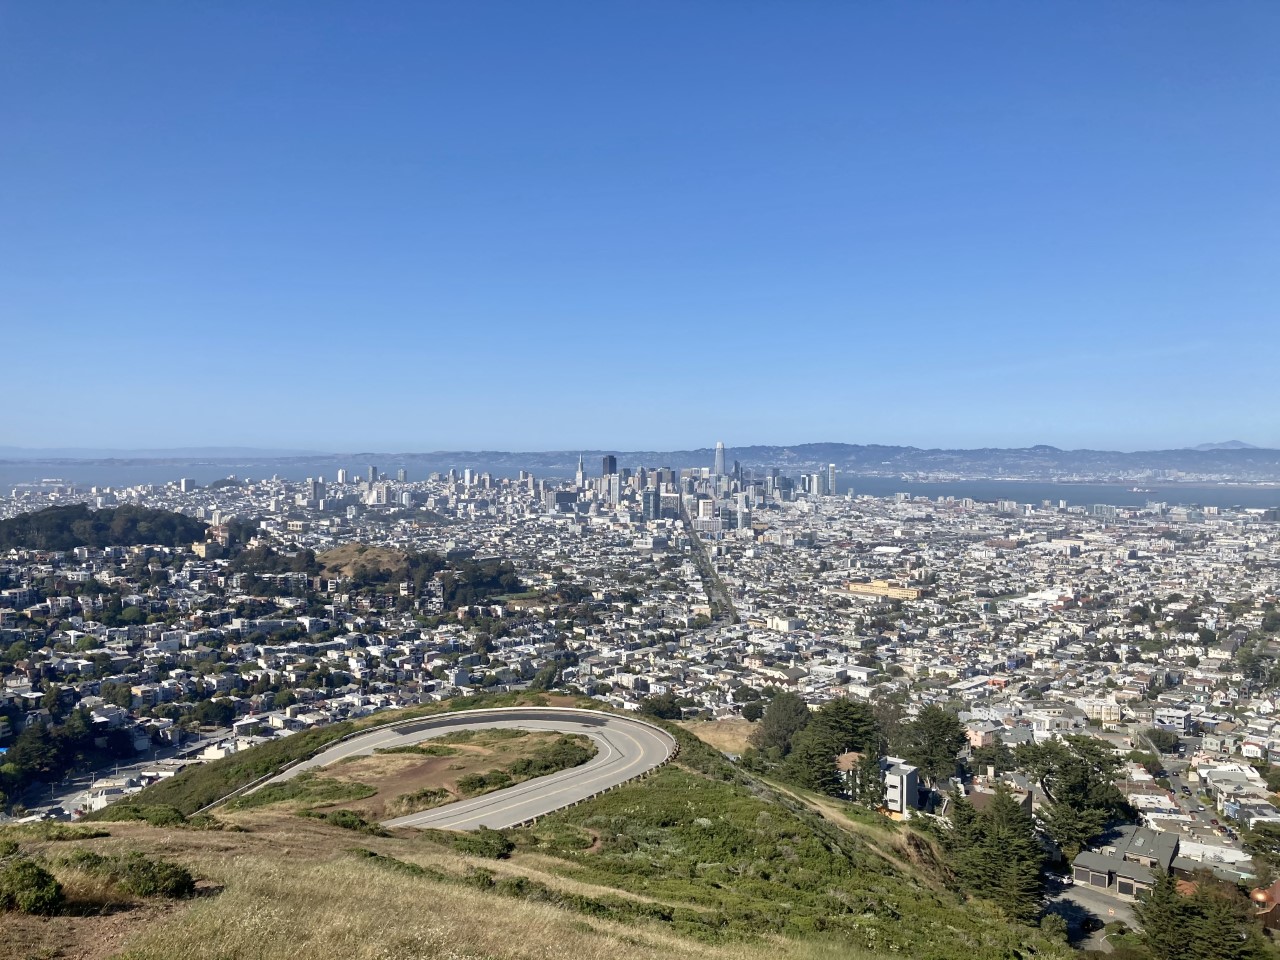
top-left (1046, 881), bottom-right (1137, 952)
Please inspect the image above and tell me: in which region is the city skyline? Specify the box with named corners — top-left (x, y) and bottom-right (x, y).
top-left (4, 3), bottom-right (1277, 451)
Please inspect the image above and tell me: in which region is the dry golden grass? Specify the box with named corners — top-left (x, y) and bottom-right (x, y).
top-left (112, 851), bottom-right (826, 960)
top-left (677, 718), bottom-right (755, 755)
top-left (317, 543), bottom-right (406, 577)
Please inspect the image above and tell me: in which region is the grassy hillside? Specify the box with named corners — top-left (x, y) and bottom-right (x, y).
top-left (46, 707), bottom-right (1076, 960)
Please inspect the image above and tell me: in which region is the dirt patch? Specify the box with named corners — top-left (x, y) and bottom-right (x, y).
top-left (0, 897), bottom-right (183, 960)
top-left (678, 718), bottom-right (755, 755)
top-left (317, 543), bottom-right (406, 577)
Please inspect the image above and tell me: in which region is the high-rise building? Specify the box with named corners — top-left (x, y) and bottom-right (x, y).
top-left (396, 468), bottom-right (407, 482)
top-left (179, 478), bottom-right (193, 492)
top-left (367, 465), bottom-right (378, 484)
top-left (642, 488), bottom-right (661, 521)
top-left (575, 454), bottom-right (585, 490)
top-left (713, 441), bottom-right (726, 476)
top-left (827, 464), bottom-right (837, 497)
top-left (602, 455), bottom-right (617, 476)
top-left (336, 468), bottom-right (348, 484)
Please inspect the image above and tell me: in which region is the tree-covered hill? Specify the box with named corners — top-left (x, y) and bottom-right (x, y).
top-left (0, 504), bottom-right (208, 551)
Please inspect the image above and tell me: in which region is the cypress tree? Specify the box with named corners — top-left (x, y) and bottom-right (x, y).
top-left (1136, 870), bottom-right (1191, 960)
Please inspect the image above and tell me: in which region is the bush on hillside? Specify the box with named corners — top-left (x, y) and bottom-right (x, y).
top-left (0, 858), bottom-right (64, 914)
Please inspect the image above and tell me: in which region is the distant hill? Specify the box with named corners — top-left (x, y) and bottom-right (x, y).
top-left (0, 504), bottom-right (208, 551)
top-left (5, 441), bottom-right (1280, 482)
top-left (1191, 440), bottom-right (1259, 451)
top-left (0, 445), bottom-right (329, 459)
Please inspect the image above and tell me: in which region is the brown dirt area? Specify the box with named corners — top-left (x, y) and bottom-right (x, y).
top-left (678, 718), bottom-right (755, 755)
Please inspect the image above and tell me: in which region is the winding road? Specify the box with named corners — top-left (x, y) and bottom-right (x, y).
top-left (261, 707), bottom-right (677, 831)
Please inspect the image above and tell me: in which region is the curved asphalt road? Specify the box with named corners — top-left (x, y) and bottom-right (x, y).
top-left (262, 707), bottom-right (676, 831)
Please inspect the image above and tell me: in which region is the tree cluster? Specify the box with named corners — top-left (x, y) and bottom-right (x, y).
top-left (945, 785), bottom-right (1044, 923)
top-left (1016, 734), bottom-right (1133, 858)
top-left (1135, 870), bottom-right (1268, 960)
top-left (0, 504), bottom-right (208, 551)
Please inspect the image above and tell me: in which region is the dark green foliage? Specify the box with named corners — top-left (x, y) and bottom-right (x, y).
top-left (89, 804), bottom-right (229, 830)
top-left (456, 770), bottom-right (514, 794)
top-left (898, 705), bottom-right (966, 786)
top-left (92, 804), bottom-right (187, 827)
top-left (506, 735), bottom-right (594, 779)
top-left (740, 700), bottom-right (764, 722)
top-left (970, 735), bottom-right (1014, 775)
top-left (853, 749), bottom-right (886, 809)
top-left (0, 503), bottom-right (207, 551)
top-left (527, 664), bottom-right (559, 692)
top-left (0, 857), bottom-right (64, 914)
top-left (449, 827), bottom-right (515, 859)
top-left (349, 848), bottom-right (451, 882)
top-left (639, 691), bottom-right (683, 720)
top-left (1, 708), bottom-right (137, 806)
top-left (1016, 734), bottom-right (1132, 858)
top-left (943, 785), bottom-right (1044, 923)
top-left (300, 808), bottom-right (389, 836)
top-left (749, 691), bottom-right (811, 756)
top-left (56, 849), bottom-right (195, 899)
top-left (782, 698), bottom-right (879, 796)
top-left (1134, 870), bottom-right (1268, 960)
top-left (374, 743), bottom-right (459, 757)
top-left (439, 558), bottom-right (522, 610)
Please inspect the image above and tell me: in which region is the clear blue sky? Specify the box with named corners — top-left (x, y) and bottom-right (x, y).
top-left (2, 2), bottom-right (1277, 453)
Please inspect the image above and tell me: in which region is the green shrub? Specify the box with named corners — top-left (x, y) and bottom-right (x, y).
top-left (115, 853), bottom-right (196, 898)
top-left (450, 827), bottom-right (515, 860)
top-left (0, 858), bottom-right (64, 914)
top-left (300, 809), bottom-right (389, 836)
top-left (456, 771), bottom-right (513, 795)
top-left (54, 849), bottom-right (195, 899)
top-left (0, 839), bottom-right (19, 857)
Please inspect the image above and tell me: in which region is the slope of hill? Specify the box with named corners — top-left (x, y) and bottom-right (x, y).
top-left (29, 701), bottom-right (1075, 960)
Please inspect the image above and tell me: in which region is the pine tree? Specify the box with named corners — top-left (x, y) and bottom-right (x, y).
top-left (1135, 870), bottom-right (1191, 960)
top-left (1186, 884), bottom-right (1262, 960)
top-left (982, 785), bottom-right (1044, 922)
top-left (855, 749), bottom-right (885, 809)
top-left (781, 723), bottom-right (842, 795)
